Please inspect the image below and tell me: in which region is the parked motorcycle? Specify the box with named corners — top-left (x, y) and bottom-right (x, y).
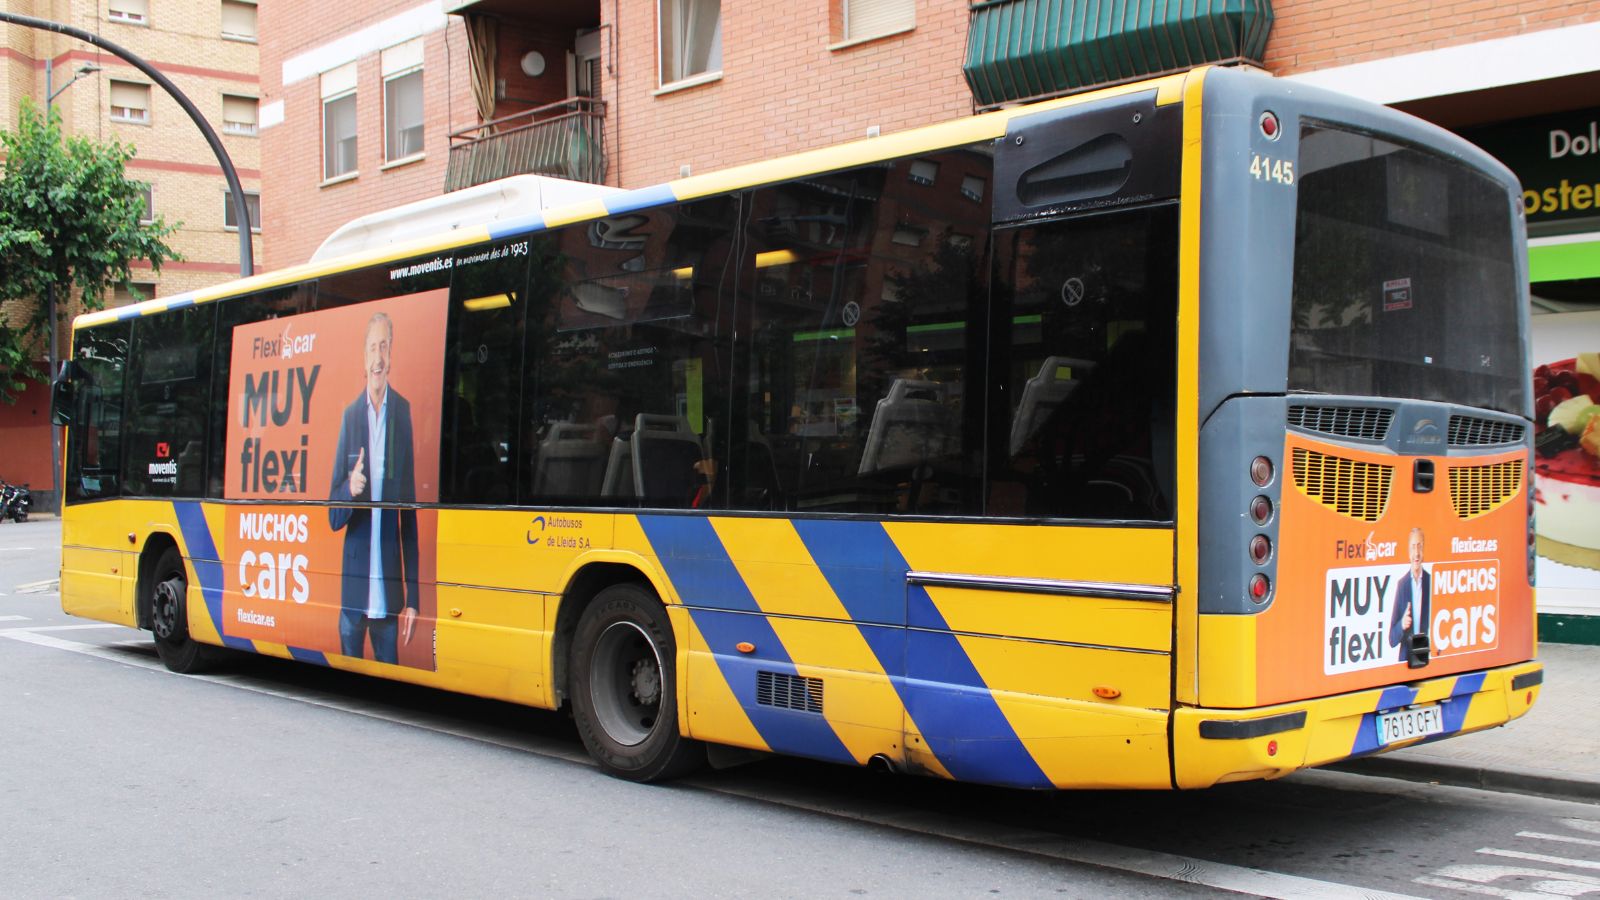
top-left (0, 481), bottom-right (31, 523)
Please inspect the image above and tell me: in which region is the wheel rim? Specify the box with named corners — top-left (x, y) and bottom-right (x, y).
top-left (151, 576), bottom-right (183, 642)
top-left (588, 620), bottom-right (664, 747)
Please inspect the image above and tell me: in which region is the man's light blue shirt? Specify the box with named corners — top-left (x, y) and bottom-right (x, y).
top-left (365, 386), bottom-right (388, 619)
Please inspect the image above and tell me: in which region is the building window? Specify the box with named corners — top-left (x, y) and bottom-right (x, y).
top-left (960, 175), bottom-right (985, 202)
top-left (220, 0), bottom-right (257, 41)
top-left (658, 0), bottom-right (721, 86)
top-left (222, 94), bottom-right (258, 136)
top-left (382, 39), bottom-right (424, 162)
top-left (109, 81), bottom-right (151, 124)
top-left (135, 183), bottom-right (154, 224)
top-left (321, 63), bottom-right (357, 181)
top-left (843, 0), bottom-right (914, 42)
top-left (108, 0), bottom-right (148, 24)
top-left (908, 159), bottom-right (939, 186)
top-left (224, 190), bottom-right (261, 232)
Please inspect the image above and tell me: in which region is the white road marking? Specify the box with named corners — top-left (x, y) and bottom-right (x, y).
top-left (0, 547), bottom-right (36, 552)
top-left (1478, 848), bottom-right (1600, 870)
top-left (1519, 831), bottom-right (1600, 848)
top-left (1418, 864), bottom-right (1600, 899)
top-left (0, 626), bottom-right (1429, 899)
top-left (14, 580), bottom-right (59, 594)
top-left (0, 623), bottom-right (122, 632)
top-left (1562, 819), bottom-right (1600, 837)
top-left (0, 615), bottom-right (28, 622)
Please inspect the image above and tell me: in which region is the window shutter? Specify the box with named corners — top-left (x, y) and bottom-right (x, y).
top-left (321, 63), bottom-right (357, 99)
top-left (382, 38), bottom-right (425, 77)
top-left (110, 81), bottom-right (150, 111)
top-left (845, 0), bottom-right (914, 41)
top-left (109, 0), bottom-right (149, 20)
top-left (220, 1), bottom-right (257, 39)
top-left (223, 95), bottom-right (257, 134)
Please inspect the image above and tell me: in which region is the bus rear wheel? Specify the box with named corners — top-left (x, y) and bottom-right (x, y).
top-left (149, 546), bottom-right (220, 674)
top-left (570, 583), bottom-right (703, 782)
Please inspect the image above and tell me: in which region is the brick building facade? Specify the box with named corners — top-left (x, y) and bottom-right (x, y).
top-left (0, 0), bottom-right (261, 508)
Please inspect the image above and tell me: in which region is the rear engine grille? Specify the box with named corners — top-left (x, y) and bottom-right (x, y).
top-left (1287, 405), bottom-right (1393, 441)
top-left (1448, 415), bottom-right (1526, 447)
top-left (756, 671), bottom-right (824, 714)
top-left (1291, 447), bottom-right (1395, 522)
top-left (1449, 460), bottom-right (1524, 519)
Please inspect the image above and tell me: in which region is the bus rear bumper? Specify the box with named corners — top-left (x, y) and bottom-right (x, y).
top-left (1171, 661), bottom-right (1543, 789)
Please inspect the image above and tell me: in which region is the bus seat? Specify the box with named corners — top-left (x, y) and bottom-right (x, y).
top-left (534, 423), bottom-right (608, 497)
top-left (858, 379), bottom-right (954, 475)
top-left (1009, 356), bottom-right (1094, 456)
top-left (630, 414), bottom-right (705, 507)
top-left (600, 435), bottom-right (635, 498)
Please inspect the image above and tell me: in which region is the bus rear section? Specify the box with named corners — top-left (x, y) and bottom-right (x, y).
top-left (1175, 69), bottom-right (1541, 788)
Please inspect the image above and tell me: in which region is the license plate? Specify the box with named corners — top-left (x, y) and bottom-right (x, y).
top-left (1376, 704), bottom-right (1444, 745)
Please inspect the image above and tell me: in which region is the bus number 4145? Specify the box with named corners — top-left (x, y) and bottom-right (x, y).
top-left (1250, 154), bottom-right (1295, 185)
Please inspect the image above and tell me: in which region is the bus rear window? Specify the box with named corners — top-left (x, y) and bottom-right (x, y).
top-left (1288, 123), bottom-right (1524, 416)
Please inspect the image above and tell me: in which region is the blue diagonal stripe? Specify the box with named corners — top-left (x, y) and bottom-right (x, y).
top-left (637, 515), bottom-right (854, 765)
top-left (793, 521), bottom-right (1052, 789)
top-left (171, 501), bottom-right (255, 652)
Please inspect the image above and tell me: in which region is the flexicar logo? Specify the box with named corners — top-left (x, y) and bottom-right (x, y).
top-left (1333, 531), bottom-right (1398, 561)
top-left (251, 324), bottom-right (318, 361)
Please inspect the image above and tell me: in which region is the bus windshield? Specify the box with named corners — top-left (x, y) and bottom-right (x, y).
top-left (1288, 122), bottom-right (1524, 416)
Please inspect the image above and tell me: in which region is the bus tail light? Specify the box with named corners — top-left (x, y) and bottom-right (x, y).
top-left (1248, 574), bottom-right (1271, 603)
top-left (1249, 495), bottom-right (1273, 525)
top-left (1251, 456), bottom-right (1274, 487)
top-left (1249, 535), bottom-right (1272, 565)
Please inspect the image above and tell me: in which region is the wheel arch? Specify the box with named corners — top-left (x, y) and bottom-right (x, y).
top-left (551, 557), bottom-right (674, 710)
top-left (135, 530), bottom-right (182, 632)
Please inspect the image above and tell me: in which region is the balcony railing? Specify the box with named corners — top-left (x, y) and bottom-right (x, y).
top-left (445, 97), bottom-right (607, 192)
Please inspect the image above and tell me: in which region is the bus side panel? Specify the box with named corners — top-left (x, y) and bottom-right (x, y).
top-left (889, 522), bottom-right (1176, 789)
top-left (60, 500), bottom-right (139, 627)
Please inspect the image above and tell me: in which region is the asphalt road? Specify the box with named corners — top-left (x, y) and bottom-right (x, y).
top-left (5, 517), bottom-right (1597, 898)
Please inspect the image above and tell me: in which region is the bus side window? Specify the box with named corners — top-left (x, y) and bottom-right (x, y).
top-left (988, 204), bottom-right (1178, 522)
top-left (123, 305), bottom-right (215, 498)
top-left (523, 201), bottom-right (735, 509)
top-left (441, 241), bottom-right (532, 505)
top-left (208, 287), bottom-right (312, 499)
top-left (733, 147), bottom-right (993, 516)
top-left (65, 322), bottom-right (131, 503)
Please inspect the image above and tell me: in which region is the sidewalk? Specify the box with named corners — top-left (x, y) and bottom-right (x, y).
top-left (1335, 642), bottom-right (1600, 801)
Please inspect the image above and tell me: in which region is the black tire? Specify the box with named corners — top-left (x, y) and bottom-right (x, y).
top-left (149, 546), bottom-right (221, 674)
top-left (570, 582), bottom-right (703, 782)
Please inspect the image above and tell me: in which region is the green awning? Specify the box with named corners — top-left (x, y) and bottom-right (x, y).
top-left (1530, 238), bottom-right (1600, 283)
top-left (963, 0), bottom-right (1274, 109)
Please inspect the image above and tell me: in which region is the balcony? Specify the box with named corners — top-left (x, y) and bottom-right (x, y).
top-left (445, 97), bottom-right (607, 192)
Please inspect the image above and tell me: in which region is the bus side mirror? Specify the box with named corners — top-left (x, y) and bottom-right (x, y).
top-left (50, 360), bottom-right (78, 427)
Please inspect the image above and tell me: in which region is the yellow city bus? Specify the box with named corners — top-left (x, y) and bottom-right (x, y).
top-left (53, 66), bottom-right (1543, 789)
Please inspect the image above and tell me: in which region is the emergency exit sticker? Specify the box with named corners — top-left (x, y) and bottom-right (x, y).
top-left (1383, 277), bottom-right (1413, 311)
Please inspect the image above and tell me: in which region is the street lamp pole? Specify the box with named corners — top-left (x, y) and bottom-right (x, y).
top-left (5, 13), bottom-right (255, 513)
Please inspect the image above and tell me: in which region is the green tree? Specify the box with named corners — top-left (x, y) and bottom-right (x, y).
top-left (0, 98), bottom-right (179, 402)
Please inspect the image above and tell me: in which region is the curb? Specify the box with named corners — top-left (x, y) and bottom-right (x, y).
top-left (1332, 755), bottom-right (1600, 803)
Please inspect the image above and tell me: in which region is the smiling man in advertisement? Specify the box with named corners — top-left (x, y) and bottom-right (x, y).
top-left (328, 312), bottom-right (419, 663)
top-left (1388, 527), bottom-right (1431, 665)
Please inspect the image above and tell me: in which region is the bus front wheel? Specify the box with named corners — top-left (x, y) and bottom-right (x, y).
top-left (570, 582), bottom-right (703, 782)
top-left (149, 546), bottom-right (220, 674)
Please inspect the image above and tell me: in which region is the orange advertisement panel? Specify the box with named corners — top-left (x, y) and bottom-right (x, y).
top-left (1260, 432), bottom-right (1533, 705)
top-left (221, 290), bottom-right (448, 669)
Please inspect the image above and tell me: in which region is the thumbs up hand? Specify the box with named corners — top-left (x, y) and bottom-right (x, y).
top-left (349, 447), bottom-right (367, 497)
